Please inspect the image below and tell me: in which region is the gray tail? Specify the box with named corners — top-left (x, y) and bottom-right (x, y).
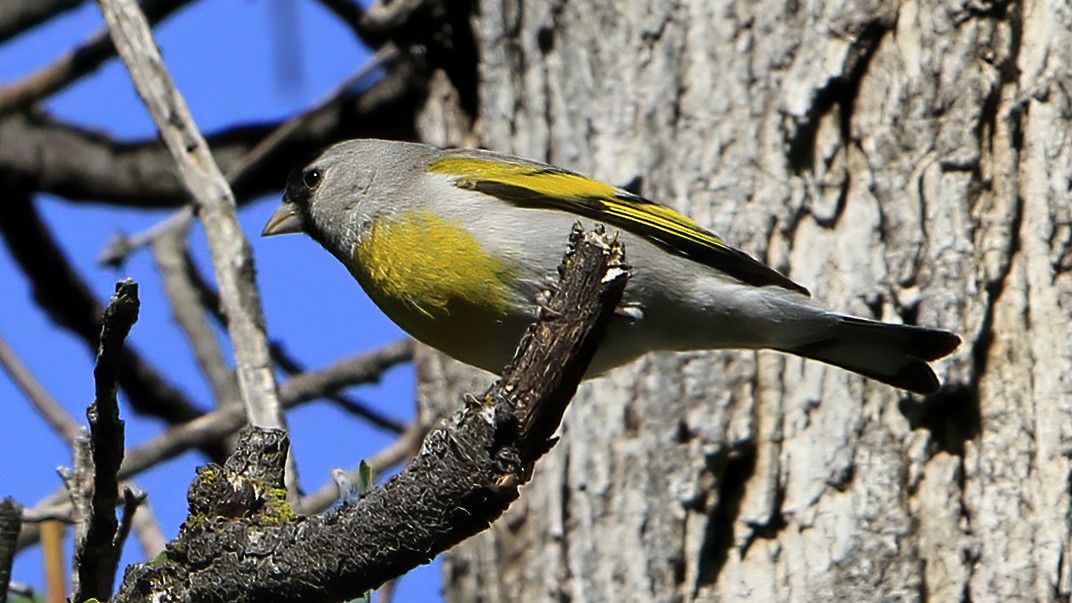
top-left (784, 315), bottom-right (960, 394)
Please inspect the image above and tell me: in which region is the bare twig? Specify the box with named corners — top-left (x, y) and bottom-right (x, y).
top-left (16, 342), bottom-right (413, 553)
top-left (114, 487), bottom-right (147, 566)
top-left (129, 498), bottom-right (166, 558)
top-left (57, 436), bottom-right (92, 544)
top-left (98, 207), bottom-right (193, 268)
top-left (119, 341), bottom-right (414, 480)
top-left (98, 0), bottom-right (283, 433)
top-left (226, 45), bottom-right (400, 189)
top-left (183, 249), bottom-right (411, 434)
top-left (0, 331), bottom-right (82, 443)
top-left (73, 279), bottom-right (139, 603)
top-left (328, 393), bottom-right (408, 434)
top-left (0, 0), bottom-right (194, 118)
top-left (0, 0), bottom-right (84, 44)
top-left (21, 508), bottom-right (73, 524)
top-left (278, 340), bottom-right (414, 406)
top-left (0, 192), bottom-right (219, 441)
top-left (15, 493), bottom-right (68, 552)
top-left (151, 227), bottom-right (241, 411)
top-left (96, 45), bottom-right (403, 268)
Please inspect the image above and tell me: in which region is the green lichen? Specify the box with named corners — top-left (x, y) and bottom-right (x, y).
top-left (258, 486), bottom-right (297, 525)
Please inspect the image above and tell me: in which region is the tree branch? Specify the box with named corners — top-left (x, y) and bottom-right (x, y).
top-left (0, 58), bottom-right (423, 211)
top-left (113, 227), bottom-right (629, 602)
top-left (0, 0), bottom-right (84, 44)
top-left (179, 248), bottom-right (411, 434)
top-left (14, 339), bottom-right (414, 556)
top-left (73, 279), bottom-right (139, 603)
top-left (117, 341), bottom-right (415, 480)
top-left (0, 0), bottom-right (194, 118)
top-left (0, 331), bottom-right (82, 444)
top-left (0, 188), bottom-right (216, 433)
top-left (113, 488), bottom-right (147, 569)
top-left (128, 496), bottom-right (166, 558)
top-left (151, 227), bottom-right (241, 411)
top-left (98, 0), bottom-right (283, 431)
top-left (276, 341), bottom-right (414, 407)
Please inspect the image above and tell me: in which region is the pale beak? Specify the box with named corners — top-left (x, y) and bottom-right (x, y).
top-left (261, 203), bottom-right (304, 236)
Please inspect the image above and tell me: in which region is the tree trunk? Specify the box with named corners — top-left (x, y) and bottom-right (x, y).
top-left (421, 1), bottom-right (1072, 600)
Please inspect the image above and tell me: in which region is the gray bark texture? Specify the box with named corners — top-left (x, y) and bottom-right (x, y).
top-left (418, 0), bottom-right (1072, 601)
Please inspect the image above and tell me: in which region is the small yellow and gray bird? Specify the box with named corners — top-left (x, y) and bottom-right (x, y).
top-left (262, 139), bottom-right (960, 394)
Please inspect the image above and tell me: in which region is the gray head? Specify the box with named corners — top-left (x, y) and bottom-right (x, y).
top-left (261, 139), bottom-right (440, 254)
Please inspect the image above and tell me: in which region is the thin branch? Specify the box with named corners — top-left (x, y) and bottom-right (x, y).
top-left (151, 227), bottom-right (241, 411)
top-left (113, 487), bottom-right (147, 566)
top-left (0, 0), bottom-right (194, 118)
top-left (15, 342), bottom-right (413, 553)
top-left (225, 45), bottom-right (400, 191)
top-left (119, 341), bottom-right (414, 480)
top-left (112, 227), bottom-right (629, 602)
top-left (98, 208), bottom-right (192, 268)
top-left (0, 0), bottom-right (84, 44)
top-left (0, 57), bottom-right (423, 210)
top-left (128, 497), bottom-right (166, 558)
top-left (73, 279), bottom-right (139, 603)
top-left (20, 508), bottom-right (73, 524)
top-left (0, 190), bottom-right (218, 442)
top-left (0, 331), bottom-right (82, 443)
top-left (327, 393), bottom-right (408, 434)
top-left (116, 406), bottom-right (242, 483)
top-left (182, 247), bottom-right (411, 434)
top-left (97, 46), bottom-right (403, 268)
top-left (99, 0), bottom-right (283, 431)
top-left (57, 436), bottom-right (92, 545)
top-left (15, 493), bottom-right (67, 552)
top-left (277, 340), bottom-right (414, 406)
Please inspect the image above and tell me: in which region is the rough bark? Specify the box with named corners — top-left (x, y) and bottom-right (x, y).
top-left (426, 1), bottom-right (1072, 601)
top-left (112, 227), bottom-right (627, 603)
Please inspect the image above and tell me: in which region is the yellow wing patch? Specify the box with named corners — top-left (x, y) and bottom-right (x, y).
top-left (429, 155), bottom-right (809, 295)
top-left (430, 156), bottom-right (724, 244)
top-left (431, 156), bottom-right (621, 201)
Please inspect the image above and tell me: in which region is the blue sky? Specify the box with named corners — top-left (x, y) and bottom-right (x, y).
top-left (0, 1), bottom-right (440, 599)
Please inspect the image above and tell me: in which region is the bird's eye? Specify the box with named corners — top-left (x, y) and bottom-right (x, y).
top-left (302, 168), bottom-right (322, 189)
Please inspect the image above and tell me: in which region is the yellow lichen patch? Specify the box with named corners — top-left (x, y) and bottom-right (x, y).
top-left (259, 487), bottom-right (297, 526)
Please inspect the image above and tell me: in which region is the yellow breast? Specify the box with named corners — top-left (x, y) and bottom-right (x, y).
top-left (350, 210), bottom-right (519, 353)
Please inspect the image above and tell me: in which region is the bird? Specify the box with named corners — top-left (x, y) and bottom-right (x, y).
top-left (261, 138), bottom-right (960, 394)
